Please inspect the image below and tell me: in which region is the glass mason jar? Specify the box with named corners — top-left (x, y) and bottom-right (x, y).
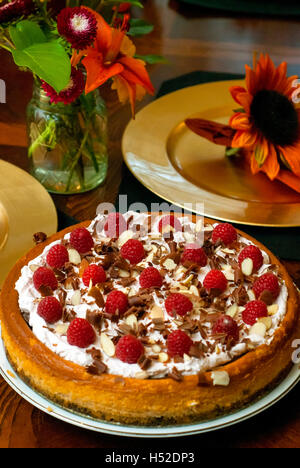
top-left (26, 80), bottom-right (108, 194)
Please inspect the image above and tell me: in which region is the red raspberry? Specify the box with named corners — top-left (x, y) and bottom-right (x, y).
top-left (139, 266), bottom-right (163, 289)
top-left (238, 245), bottom-right (263, 272)
top-left (46, 243), bottom-right (69, 269)
top-left (165, 293), bottom-right (193, 317)
top-left (115, 335), bottom-right (144, 364)
top-left (67, 318), bottom-right (96, 348)
top-left (105, 290), bottom-right (128, 316)
top-left (37, 296), bottom-right (63, 324)
top-left (211, 223), bottom-right (237, 246)
top-left (33, 267), bottom-right (58, 291)
top-left (70, 227), bottom-right (94, 253)
top-left (212, 315), bottom-right (239, 341)
top-left (242, 300), bottom-right (268, 326)
top-left (181, 244), bottom-right (207, 266)
top-left (120, 238), bottom-right (145, 264)
top-left (253, 273), bottom-right (280, 301)
top-left (82, 264), bottom-right (106, 287)
top-left (167, 329), bottom-right (193, 357)
top-left (203, 270), bottom-right (228, 293)
top-left (158, 215), bottom-right (182, 233)
top-left (104, 212), bottom-right (127, 238)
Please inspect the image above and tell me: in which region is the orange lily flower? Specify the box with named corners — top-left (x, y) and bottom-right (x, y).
top-left (72, 10), bottom-right (154, 116)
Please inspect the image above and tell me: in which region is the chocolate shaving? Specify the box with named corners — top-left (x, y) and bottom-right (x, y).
top-left (259, 290), bottom-right (274, 306)
top-left (38, 285), bottom-right (53, 297)
top-left (33, 232), bottom-right (47, 245)
top-left (168, 367), bottom-right (183, 382)
top-left (138, 354), bottom-right (152, 370)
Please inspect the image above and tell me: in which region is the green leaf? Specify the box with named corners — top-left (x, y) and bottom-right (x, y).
top-left (135, 54), bottom-right (169, 65)
top-left (12, 41), bottom-right (71, 93)
top-left (9, 20), bottom-right (46, 50)
top-left (128, 19), bottom-right (154, 36)
top-left (225, 147), bottom-right (241, 157)
top-left (105, 0), bottom-right (143, 7)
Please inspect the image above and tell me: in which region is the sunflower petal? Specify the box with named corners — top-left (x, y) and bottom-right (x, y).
top-left (261, 143), bottom-right (280, 180)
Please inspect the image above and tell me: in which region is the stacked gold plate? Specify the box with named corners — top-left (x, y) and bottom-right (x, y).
top-left (0, 160), bottom-right (57, 286)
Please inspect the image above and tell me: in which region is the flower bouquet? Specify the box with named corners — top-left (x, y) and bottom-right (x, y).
top-left (185, 54), bottom-right (300, 194)
top-left (0, 0), bottom-right (159, 193)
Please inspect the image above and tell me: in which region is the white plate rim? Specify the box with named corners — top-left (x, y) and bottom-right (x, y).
top-left (0, 331), bottom-right (299, 438)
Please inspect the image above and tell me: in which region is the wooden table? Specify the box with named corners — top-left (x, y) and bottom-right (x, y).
top-left (0, 0), bottom-right (300, 448)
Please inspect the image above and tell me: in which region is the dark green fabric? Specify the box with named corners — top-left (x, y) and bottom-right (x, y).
top-left (178, 0), bottom-right (300, 16)
top-left (117, 70), bottom-right (300, 261)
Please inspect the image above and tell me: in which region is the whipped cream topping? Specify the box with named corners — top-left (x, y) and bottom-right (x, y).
top-left (15, 212), bottom-right (288, 380)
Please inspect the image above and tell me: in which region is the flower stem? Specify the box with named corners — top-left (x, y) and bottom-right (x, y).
top-left (66, 125), bottom-right (90, 192)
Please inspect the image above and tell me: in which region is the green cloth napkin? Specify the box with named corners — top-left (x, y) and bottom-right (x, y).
top-left (177, 0), bottom-right (300, 16)
top-left (118, 70), bottom-right (300, 261)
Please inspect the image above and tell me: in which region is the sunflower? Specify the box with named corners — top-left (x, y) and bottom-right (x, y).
top-left (229, 54), bottom-right (300, 181)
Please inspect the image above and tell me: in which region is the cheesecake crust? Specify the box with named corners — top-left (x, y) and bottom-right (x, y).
top-left (0, 216), bottom-right (299, 425)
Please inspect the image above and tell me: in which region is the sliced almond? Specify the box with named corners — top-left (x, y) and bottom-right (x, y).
top-left (125, 314), bottom-right (138, 331)
top-left (161, 225), bottom-right (175, 235)
top-left (241, 258), bottom-right (253, 276)
top-left (183, 232), bottom-right (195, 243)
top-left (152, 344), bottom-right (161, 353)
top-left (150, 305), bottom-right (164, 321)
top-left (119, 269), bottom-right (130, 278)
top-left (55, 323), bottom-right (69, 335)
top-left (117, 230), bottom-right (134, 248)
top-left (184, 353), bottom-right (191, 362)
top-left (258, 316), bottom-right (272, 330)
top-left (135, 371), bottom-right (148, 380)
top-left (182, 273), bottom-right (194, 286)
top-left (71, 290), bottom-right (81, 306)
top-left (163, 258), bottom-right (177, 271)
top-left (268, 304), bottom-right (279, 316)
top-left (249, 321), bottom-right (266, 337)
top-left (247, 289), bottom-right (256, 301)
top-left (29, 264), bottom-right (40, 272)
top-left (68, 248), bottom-right (81, 265)
top-left (158, 352), bottom-right (168, 363)
top-left (221, 248), bottom-right (235, 254)
top-left (100, 333), bottom-right (115, 357)
top-left (189, 285), bottom-right (199, 297)
top-left (226, 303), bottom-right (238, 318)
top-left (223, 269), bottom-right (235, 281)
top-left (211, 371), bottom-right (230, 386)
top-left (195, 219), bottom-right (203, 233)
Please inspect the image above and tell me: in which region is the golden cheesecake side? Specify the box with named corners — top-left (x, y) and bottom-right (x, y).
top-left (0, 217), bottom-right (299, 426)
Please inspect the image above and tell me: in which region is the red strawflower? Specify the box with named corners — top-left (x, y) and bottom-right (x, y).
top-left (41, 66), bottom-right (85, 105)
top-left (0, 0), bottom-right (35, 24)
top-left (57, 7), bottom-right (97, 50)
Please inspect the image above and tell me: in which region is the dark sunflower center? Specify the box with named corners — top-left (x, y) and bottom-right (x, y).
top-left (250, 89), bottom-right (299, 147)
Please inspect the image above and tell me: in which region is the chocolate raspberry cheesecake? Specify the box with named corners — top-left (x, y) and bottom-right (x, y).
top-left (0, 212), bottom-right (299, 425)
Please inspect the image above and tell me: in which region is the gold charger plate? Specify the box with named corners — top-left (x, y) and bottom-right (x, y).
top-left (0, 160), bottom-right (57, 287)
top-left (122, 80), bottom-right (300, 227)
